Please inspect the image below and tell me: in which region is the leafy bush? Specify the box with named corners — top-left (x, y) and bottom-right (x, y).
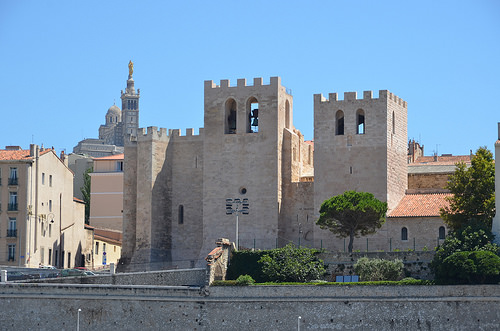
top-left (235, 274), bottom-right (255, 285)
top-left (431, 223), bottom-right (500, 282)
top-left (258, 244), bottom-right (326, 282)
top-left (354, 257), bottom-right (403, 281)
top-left (434, 250), bottom-right (500, 285)
top-left (226, 250), bottom-right (268, 282)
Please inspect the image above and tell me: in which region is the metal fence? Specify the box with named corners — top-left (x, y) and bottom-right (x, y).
top-left (235, 236), bottom-right (446, 252)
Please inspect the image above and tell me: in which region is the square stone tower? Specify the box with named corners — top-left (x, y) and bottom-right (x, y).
top-left (313, 90), bottom-right (408, 218)
top-left (201, 77), bottom-right (292, 254)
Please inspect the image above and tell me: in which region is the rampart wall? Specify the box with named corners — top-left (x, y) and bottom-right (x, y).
top-left (0, 283), bottom-right (498, 330)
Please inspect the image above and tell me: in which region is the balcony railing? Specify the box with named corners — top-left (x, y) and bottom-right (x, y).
top-left (7, 229), bottom-right (17, 237)
top-left (8, 177), bottom-right (18, 185)
top-left (8, 203), bottom-right (18, 211)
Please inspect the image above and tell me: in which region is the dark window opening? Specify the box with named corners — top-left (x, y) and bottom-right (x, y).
top-left (401, 227), bottom-right (408, 241)
top-left (336, 110), bottom-right (344, 135)
top-left (250, 104), bottom-right (259, 132)
top-left (439, 226), bottom-right (446, 240)
top-left (178, 205), bottom-right (184, 224)
top-left (392, 111), bottom-right (396, 134)
top-left (225, 99), bottom-right (237, 134)
top-left (356, 109), bottom-right (365, 134)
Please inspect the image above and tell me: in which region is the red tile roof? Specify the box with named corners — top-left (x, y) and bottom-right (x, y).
top-left (94, 228), bottom-right (122, 245)
top-left (413, 155), bottom-right (471, 165)
top-left (388, 193), bottom-right (452, 218)
top-left (0, 148), bottom-right (52, 161)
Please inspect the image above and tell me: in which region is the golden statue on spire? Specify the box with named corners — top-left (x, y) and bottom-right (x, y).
top-left (128, 60), bottom-right (134, 76)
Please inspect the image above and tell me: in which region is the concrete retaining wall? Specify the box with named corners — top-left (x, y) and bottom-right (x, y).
top-left (0, 283), bottom-right (498, 330)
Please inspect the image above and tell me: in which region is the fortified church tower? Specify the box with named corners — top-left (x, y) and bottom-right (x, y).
top-left (118, 65), bottom-right (410, 271)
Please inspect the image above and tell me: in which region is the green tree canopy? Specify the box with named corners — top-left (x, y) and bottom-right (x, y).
top-left (316, 191), bottom-right (387, 252)
top-left (440, 147), bottom-right (495, 231)
top-left (81, 167), bottom-right (93, 225)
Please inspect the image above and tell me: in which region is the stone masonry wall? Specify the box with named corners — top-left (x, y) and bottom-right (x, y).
top-left (0, 283), bottom-right (498, 330)
top-left (319, 251), bottom-right (436, 280)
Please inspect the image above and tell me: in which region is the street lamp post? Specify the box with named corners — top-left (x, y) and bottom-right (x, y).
top-left (226, 198), bottom-right (249, 249)
top-left (77, 308), bottom-right (81, 331)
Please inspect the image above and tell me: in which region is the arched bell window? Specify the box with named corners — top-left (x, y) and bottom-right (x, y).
top-left (247, 97), bottom-right (259, 133)
top-left (356, 109), bottom-right (365, 134)
top-left (225, 98), bottom-right (237, 134)
top-left (336, 110), bottom-right (344, 135)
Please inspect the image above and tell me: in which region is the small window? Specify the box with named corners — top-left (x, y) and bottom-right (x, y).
top-left (401, 227), bottom-right (408, 241)
top-left (49, 200), bottom-right (52, 212)
top-left (8, 192), bottom-right (17, 211)
top-left (67, 252), bottom-right (71, 268)
top-left (356, 109), bottom-right (365, 134)
top-left (116, 161), bottom-right (124, 172)
top-left (8, 244), bottom-right (15, 261)
top-left (439, 226), bottom-right (446, 240)
top-left (178, 205), bottom-right (184, 224)
top-left (48, 249), bottom-right (52, 265)
top-left (336, 110), bottom-right (344, 135)
top-left (42, 173), bottom-right (45, 185)
top-left (392, 111), bottom-right (396, 134)
top-left (9, 167), bottom-right (18, 185)
top-left (40, 247), bottom-right (45, 264)
top-left (49, 175), bottom-right (52, 187)
top-left (8, 218), bottom-right (17, 237)
top-left (95, 242), bottom-right (99, 255)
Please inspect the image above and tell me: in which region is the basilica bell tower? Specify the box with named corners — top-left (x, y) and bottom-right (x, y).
top-left (121, 60), bottom-right (140, 143)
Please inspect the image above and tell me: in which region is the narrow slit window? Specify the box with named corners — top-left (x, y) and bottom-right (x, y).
top-left (392, 111), bottom-right (396, 134)
top-left (178, 205), bottom-right (184, 224)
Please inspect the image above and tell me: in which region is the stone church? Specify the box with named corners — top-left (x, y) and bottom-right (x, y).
top-left (116, 67), bottom-right (455, 271)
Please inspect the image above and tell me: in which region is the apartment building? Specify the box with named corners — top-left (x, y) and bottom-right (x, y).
top-left (0, 145), bottom-right (90, 268)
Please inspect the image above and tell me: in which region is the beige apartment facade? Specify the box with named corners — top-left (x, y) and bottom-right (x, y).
top-left (0, 145), bottom-right (90, 268)
top-left (89, 154), bottom-right (124, 232)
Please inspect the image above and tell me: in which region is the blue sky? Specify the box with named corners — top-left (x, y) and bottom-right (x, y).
top-left (1, 1), bottom-right (499, 156)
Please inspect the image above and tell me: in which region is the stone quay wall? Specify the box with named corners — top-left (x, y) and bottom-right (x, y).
top-left (0, 283), bottom-right (498, 330)
top-left (32, 268), bottom-right (206, 286)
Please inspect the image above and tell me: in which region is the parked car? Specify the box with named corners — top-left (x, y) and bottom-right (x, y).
top-left (59, 269), bottom-right (87, 277)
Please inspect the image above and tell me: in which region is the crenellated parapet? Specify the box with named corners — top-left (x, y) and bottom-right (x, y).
top-left (314, 90), bottom-right (407, 108)
top-left (204, 76), bottom-right (282, 89)
top-left (134, 126), bottom-right (204, 143)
